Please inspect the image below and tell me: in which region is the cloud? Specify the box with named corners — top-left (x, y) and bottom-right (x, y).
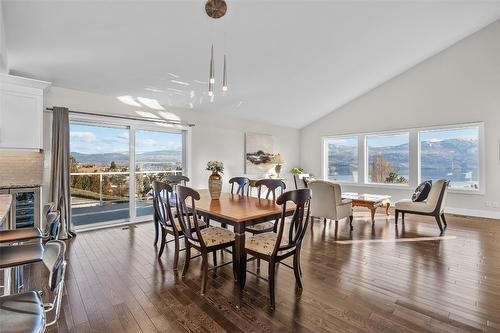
top-left (70, 131), bottom-right (96, 143)
top-left (139, 139), bottom-right (157, 147)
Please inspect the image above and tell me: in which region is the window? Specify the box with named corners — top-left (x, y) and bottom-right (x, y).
top-left (324, 136), bottom-right (358, 182)
top-left (419, 126), bottom-right (480, 191)
top-left (366, 133), bottom-right (409, 185)
top-left (135, 130), bottom-right (183, 217)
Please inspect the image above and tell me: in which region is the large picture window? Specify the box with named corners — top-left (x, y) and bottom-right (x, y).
top-left (419, 126), bottom-right (480, 190)
top-left (325, 136), bottom-right (358, 182)
top-left (366, 133), bottom-right (409, 185)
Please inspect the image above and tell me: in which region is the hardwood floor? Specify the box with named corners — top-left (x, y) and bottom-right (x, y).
top-left (28, 209), bottom-right (500, 332)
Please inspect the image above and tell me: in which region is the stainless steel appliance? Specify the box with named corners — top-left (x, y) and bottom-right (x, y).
top-left (0, 187), bottom-right (40, 230)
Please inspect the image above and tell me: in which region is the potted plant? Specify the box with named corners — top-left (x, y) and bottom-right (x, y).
top-left (206, 161), bottom-right (224, 199)
top-left (289, 167), bottom-right (304, 176)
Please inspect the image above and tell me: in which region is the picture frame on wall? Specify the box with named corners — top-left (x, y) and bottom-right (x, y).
top-left (245, 132), bottom-right (275, 174)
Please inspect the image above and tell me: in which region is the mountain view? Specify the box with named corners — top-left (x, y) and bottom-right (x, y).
top-left (328, 138), bottom-right (478, 186)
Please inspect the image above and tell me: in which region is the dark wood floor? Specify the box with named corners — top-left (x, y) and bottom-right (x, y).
top-left (29, 208), bottom-right (500, 332)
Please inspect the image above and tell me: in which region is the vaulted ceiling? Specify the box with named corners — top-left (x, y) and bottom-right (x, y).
top-left (3, 1), bottom-right (500, 128)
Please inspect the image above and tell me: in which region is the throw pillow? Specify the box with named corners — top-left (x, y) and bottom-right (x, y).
top-left (412, 180), bottom-right (432, 202)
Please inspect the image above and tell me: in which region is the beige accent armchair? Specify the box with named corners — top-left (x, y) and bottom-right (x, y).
top-left (395, 179), bottom-right (449, 233)
top-left (308, 180), bottom-right (353, 230)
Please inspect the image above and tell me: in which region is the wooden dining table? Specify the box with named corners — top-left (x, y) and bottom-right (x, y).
top-left (189, 190), bottom-right (296, 290)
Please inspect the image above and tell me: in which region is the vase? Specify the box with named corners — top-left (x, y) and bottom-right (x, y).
top-left (208, 171), bottom-right (222, 200)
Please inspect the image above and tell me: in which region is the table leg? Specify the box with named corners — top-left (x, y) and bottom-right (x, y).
top-left (233, 223), bottom-right (246, 291)
top-left (385, 202), bottom-right (390, 216)
top-left (370, 207), bottom-right (376, 223)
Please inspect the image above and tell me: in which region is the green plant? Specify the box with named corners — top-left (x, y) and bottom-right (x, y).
top-left (289, 167), bottom-right (304, 175)
top-left (206, 161), bottom-right (224, 173)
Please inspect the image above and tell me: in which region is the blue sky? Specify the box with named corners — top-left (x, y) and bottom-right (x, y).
top-left (70, 124), bottom-right (182, 154)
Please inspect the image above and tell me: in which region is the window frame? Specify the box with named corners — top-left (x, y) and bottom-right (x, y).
top-left (417, 122), bottom-right (484, 194)
top-left (364, 131), bottom-right (410, 187)
top-left (322, 134), bottom-right (360, 184)
top-left (321, 122), bottom-right (484, 194)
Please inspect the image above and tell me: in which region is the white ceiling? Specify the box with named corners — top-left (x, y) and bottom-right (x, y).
top-left (3, 1), bottom-right (500, 128)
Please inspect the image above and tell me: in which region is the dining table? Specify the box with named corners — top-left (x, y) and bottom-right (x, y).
top-left (188, 190), bottom-right (296, 290)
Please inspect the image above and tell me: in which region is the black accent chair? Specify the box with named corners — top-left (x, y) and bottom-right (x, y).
top-left (0, 240), bottom-right (67, 333)
top-left (176, 185), bottom-right (236, 295)
top-left (243, 188), bottom-right (311, 309)
top-left (229, 177), bottom-right (250, 196)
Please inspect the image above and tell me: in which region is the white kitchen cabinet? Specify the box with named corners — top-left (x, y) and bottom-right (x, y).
top-left (0, 74), bottom-right (51, 150)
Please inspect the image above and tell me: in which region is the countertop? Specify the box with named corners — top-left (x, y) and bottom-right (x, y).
top-left (0, 194), bottom-right (13, 226)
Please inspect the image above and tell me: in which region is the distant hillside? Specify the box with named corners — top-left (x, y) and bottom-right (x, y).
top-left (71, 150), bottom-right (182, 165)
top-left (328, 138), bottom-right (478, 181)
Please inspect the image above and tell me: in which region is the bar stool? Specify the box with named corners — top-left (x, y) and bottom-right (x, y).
top-left (0, 240), bottom-right (67, 332)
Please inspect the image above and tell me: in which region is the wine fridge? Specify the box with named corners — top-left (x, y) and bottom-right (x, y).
top-left (0, 186), bottom-right (40, 230)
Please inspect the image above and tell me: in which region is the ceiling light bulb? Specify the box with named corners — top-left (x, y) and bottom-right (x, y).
top-left (208, 90), bottom-right (213, 96)
top-left (222, 86), bottom-right (228, 92)
top-left (209, 77), bottom-right (215, 84)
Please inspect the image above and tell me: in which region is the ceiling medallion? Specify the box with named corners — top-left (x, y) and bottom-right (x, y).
top-left (205, 0), bottom-right (227, 19)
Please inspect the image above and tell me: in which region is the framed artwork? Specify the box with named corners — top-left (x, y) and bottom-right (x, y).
top-left (245, 132), bottom-right (275, 174)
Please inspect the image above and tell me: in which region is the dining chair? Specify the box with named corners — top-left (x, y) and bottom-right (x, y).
top-left (245, 179), bottom-right (286, 234)
top-left (229, 176), bottom-right (250, 196)
top-left (244, 188), bottom-right (311, 309)
top-left (153, 180), bottom-right (205, 270)
top-left (153, 175), bottom-right (190, 246)
top-left (0, 240), bottom-right (67, 332)
top-left (176, 185), bottom-right (236, 295)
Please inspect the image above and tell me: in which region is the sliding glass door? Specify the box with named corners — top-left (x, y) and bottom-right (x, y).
top-left (69, 121), bottom-right (184, 228)
top-left (135, 130), bottom-right (183, 218)
top-left (70, 124), bottom-right (130, 227)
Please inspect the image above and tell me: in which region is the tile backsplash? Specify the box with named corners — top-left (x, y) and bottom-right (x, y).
top-left (0, 151), bottom-right (44, 188)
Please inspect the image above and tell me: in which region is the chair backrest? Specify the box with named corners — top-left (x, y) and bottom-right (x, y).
top-left (42, 202), bottom-right (54, 234)
top-left (273, 189), bottom-right (311, 256)
top-left (45, 211), bottom-right (61, 241)
top-left (293, 174), bottom-right (310, 189)
top-left (229, 177), bottom-right (250, 196)
top-left (163, 174), bottom-right (189, 186)
top-left (255, 179), bottom-right (286, 202)
top-left (43, 240), bottom-right (66, 292)
top-left (426, 179), bottom-right (449, 212)
top-left (152, 181), bottom-right (177, 231)
top-left (42, 240), bottom-right (67, 326)
top-left (175, 185), bottom-right (206, 248)
top-left (308, 180), bottom-right (342, 218)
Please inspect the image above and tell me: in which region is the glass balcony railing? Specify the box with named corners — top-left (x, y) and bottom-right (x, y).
top-left (70, 170), bottom-right (182, 227)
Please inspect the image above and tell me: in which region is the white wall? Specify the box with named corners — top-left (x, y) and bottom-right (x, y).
top-left (300, 20), bottom-right (500, 219)
top-left (0, 0), bottom-right (8, 73)
top-left (42, 86), bottom-right (300, 203)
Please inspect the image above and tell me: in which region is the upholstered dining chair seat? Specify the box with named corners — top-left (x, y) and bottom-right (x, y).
top-left (0, 291), bottom-right (45, 333)
top-left (245, 221), bottom-right (274, 232)
top-left (245, 232), bottom-right (294, 256)
top-left (0, 227), bottom-right (42, 243)
top-left (191, 226), bottom-right (235, 247)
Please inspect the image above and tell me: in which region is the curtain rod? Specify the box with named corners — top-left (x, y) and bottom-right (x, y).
top-left (45, 107), bottom-right (195, 127)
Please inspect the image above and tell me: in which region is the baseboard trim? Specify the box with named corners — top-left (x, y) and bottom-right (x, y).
top-left (444, 207), bottom-right (500, 220)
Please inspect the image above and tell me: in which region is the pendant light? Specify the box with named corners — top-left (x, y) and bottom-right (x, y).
top-left (222, 55), bottom-right (228, 92)
top-left (205, 0), bottom-right (229, 96)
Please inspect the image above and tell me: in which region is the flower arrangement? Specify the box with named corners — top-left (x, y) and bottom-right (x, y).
top-left (206, 161), bottom-right (224, 174)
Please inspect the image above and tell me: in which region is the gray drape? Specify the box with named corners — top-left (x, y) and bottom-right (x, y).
top-left (49, 107), bottom-right (74, 239)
